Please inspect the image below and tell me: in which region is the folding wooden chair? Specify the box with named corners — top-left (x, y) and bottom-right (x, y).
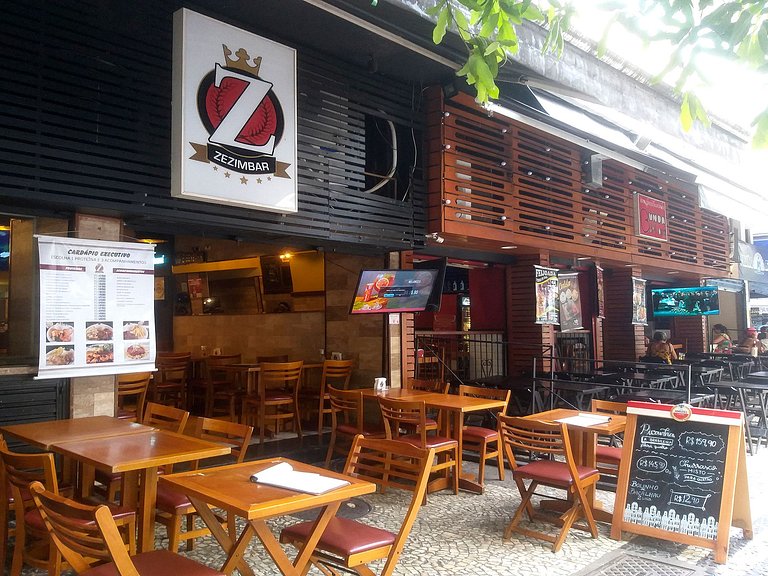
top-left (591, 399), bottom-right (627, 477)
top-left (29, 481), bottom-right (224, 576)
top-left (0, 448), bottom-right (135, 576)
top-left (459, 384), bottom-right (511, 485)
top-left (498, 414), bottom-right (600, 552)
top-left (155, 417), bottom-right (253, 552)
top-left (281, 435), bottom-right (435, 576)
top-left (324, 386), bottom-right (385, 467)
top-left (378, 396), bottom-right (459, 499)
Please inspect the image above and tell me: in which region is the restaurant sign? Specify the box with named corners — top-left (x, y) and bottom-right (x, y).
top-left (635, 193), bottom-right (668, 242)
top-left (534, 266), bottom-right (559, 325)
top-left (36, 236), bottom-right (156, 379)
top-left (171, 9), bottom-right (297, 213)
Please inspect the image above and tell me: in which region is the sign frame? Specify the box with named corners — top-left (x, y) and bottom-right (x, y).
top-left (635, 193), bottom-right (669, 242)
top-left (611, 402), bottom-right (752, 564)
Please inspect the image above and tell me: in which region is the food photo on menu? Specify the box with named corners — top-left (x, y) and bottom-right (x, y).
top-left (45, 345), bottom-right (75, 366)
top-left (85, 343), bottom-right (114, 364)
top-left (46, 322), bottom-right (74, 343)
top-left (125, 342), bottom-right (149, 361)
top-left (123, 321), bottom-right (149, 340)
top-left (85, 321), bottom-right (113, 341)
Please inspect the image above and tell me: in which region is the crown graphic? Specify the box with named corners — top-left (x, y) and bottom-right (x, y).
top-left (223, 44), bottom-right (262, 76)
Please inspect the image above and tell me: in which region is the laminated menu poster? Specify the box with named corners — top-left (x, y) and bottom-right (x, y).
top-left (36, 236), bottom-right (156, 379)
top-left (557, 272), bottom-right (583, 332)
top-left (534, 266), bottom-right (559, 325)
top-left (611, 402), bottom-right (752, 565)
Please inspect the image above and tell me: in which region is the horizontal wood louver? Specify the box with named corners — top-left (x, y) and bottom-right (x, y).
top-left (427, 90), bottom-right (729, 275)
top-left (0, 1), bottom-right (427, 251)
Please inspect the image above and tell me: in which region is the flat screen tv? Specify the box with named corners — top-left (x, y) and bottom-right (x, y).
top-left (350, 269), bottom-right (439, 314)
top-left (651, 286), bottom-right (720, 317)
top-left (413, 257), bottom-right (446, 312)
top-left (0, 230), bottom-right (8, 271)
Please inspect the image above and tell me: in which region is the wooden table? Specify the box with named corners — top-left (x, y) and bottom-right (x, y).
top-left (52, 429), bottom-right (231, 552)
top-left (362, 388), bottom-right (507, 494)
top-left (220, 362), bottom-right (324, 395)
top-left (160, 458), bottom-right (375, 576)
top-left (0, 415), bottom-right (151, 450)
top-left (524, 408), bottom-right (626, 523)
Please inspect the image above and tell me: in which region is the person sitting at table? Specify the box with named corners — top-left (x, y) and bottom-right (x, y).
top-left (712, 324), bottom-right (733, 354)
top-left (734, 327), bottom-right (766, 356)
top-left (645, 331), bottom-right (677, 364)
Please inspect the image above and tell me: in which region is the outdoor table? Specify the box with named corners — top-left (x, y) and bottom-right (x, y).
top-left (160, 458), bottom-right (375, 576)
top-left (532, 377), bottom-right (609, 411)
top-left (361, 387), bottom-right (507, 494)
top-left (611, 390), bottom-right (714, 406)
top-left (708, 380), bottom-right (768, 454)
top-left (594, 372), bottom-right (679, 390)
top-left (524, 408), bottom-right (626, 523)
top-left (51, 429), bottom-right (231, 552)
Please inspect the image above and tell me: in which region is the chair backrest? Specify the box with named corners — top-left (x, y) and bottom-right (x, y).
top-left (378, 396), bottom-right (428, 446)
top-left (344, 435), bottom-right (434, 576)
top-left (405, 378), bottom-right (449, 394)
top-left (204, 353), bottom-right (242, 377)
top-left (590, 399), bottom-right (627, 416)
top-left (459, 384), bottom-right (511, 409)
top-left (327, 386), bottom-right (365, 433)
top-left (321, 359), bottom-right (354, 391)
top-left (155, 352), bottom-right (191, 384)
top-left (498, 415), bottom-right (573, 469)
top-left (195, 417), bottom-right (253, 464)
top-left (29, 482), bottom-right (135, 575)
top-left (141, 402), bottom-right (189, 433)
top-left (116, 372), bottom-right (150, 420)
top-left (259, 361), bottom-right (304, 397)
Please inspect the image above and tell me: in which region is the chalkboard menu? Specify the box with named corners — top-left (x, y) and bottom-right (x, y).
top-left (624, 416), bottom-right (725, 539)
top-left (611, 402), bottom-right (752, 565)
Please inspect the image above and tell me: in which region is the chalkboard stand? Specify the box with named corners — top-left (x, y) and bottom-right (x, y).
top-left (611, 402), bottom-right (752, 564)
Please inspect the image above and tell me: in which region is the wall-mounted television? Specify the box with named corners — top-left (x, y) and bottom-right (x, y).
top-left (350, 269), bottom-right (439, 314)
top-left (651, 286), bottom-right (720, 317)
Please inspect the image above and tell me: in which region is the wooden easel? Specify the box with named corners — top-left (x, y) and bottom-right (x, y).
top-left (611, 402), bottom-right (752, 564)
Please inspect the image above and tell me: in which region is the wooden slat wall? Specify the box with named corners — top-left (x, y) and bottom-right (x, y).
top-left (672, 317), bottom-right (707, 354)
top-left (399, 251), bottom-right (416, 383)
top-left (603, 269), bottom-right (646, 360)
top-left (0, 1), bottom-right (427, 251)
top-left (425, 90), bottom-right (730, 275)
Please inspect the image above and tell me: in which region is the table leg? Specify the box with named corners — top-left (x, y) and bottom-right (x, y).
top-left (190, 496), bottom-right (254, 576)
top-left (136, 467), bottom-right (157, 553)
top-left (739, 389), bottom-right (754, 456)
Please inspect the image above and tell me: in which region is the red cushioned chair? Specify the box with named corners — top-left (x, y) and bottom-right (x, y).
top-left (281, 435), bottom-right (434, 576)
top-left (324, 385), bottom-right (385, 467)
top-left (498, 414), bottom-right (600, 552)
top-left (29, 481), bottom-right (224, 576)
top-left (591, 399), bottom-right (627, 477)
top-left (459, 384), bottom-right (511, 486)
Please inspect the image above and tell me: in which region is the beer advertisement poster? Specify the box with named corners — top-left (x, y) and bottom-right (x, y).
top-left (632, 277), bottom-right (648, 325)
top-left (172, 9), bottom-right (297, 213)
top-left (558, 272), bottom-right (583, 332)
top-left (534, 266), bottom-right (559, 325)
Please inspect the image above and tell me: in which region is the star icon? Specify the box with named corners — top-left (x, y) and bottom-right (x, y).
top-left (212, 165), bottom-right (219, 171)
top-left (267, 176), bottom-right (272, 181)
top-left (224, 172), bottom-right (231, 178)
top-left (257, 178), bottom-right (262, 184)
top-left (240, 176), bottom-right (248, 185)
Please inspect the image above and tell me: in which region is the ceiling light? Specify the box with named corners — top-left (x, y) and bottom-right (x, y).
top-left (500, 245), bottom-right (517, 250)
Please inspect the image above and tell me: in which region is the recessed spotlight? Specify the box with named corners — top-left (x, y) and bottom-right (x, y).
top-left (500, 245), bottom-right (517, 250)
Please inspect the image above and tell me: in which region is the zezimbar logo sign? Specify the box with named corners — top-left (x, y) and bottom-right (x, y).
top-left (172, 9), bottom-right (297, 212)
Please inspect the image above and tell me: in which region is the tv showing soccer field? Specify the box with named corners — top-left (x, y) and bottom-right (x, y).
top-left (651, 286), bottom-right (720, 317)
top-left (350, 269), bottom-right (439, 314)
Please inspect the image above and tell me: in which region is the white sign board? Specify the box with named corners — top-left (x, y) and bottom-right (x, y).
top-left (37, 236), bottom-right (156, 379)
top-left (172, 8), bottom-right (298, 213)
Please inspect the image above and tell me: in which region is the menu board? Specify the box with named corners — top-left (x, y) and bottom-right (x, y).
top-left (612, 402), bottom-right (752, 564)
top-left (558, 272), bottom-right (583, 332)
top-left (37, 236), bottom-right (156, 379)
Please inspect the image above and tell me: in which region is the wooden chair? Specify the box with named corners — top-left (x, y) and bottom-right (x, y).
top-left (96, 402), bottom-right (190, 502)
top-left (116, 371), bottom-right (150, 421)
top-left (241, 361), bottom-right (304, 444)
top-left (378, 396), bottom-right (459, 499)
top-left (155, 418), bottom-right (253, 552)
top-left (498, 414), bottom-right (599, 552)
top-left (324, 386), bottom-right (385, 467)
top-left (0, 447), bottom-right (135, 576)
top-left (0, 435), bottom-right (15, 573)
top-left (187, 353), bottom-right (242, 419)
top-left (404, 377), bottom-right (449, 432)
top-left (591, 399), bottom-right (627, 477)
top-left (256, 354), bottom-right (289, 363)
top-left (152, 352), bottom-right (192, 408)
top-left (281, 435), bottom-right (435, 576)
top-left (458, 384), bottom-right (511, 486)
top-left (304, 359), bottom-right (354, 433)
top-left (28, 481), bottom-right (224, 576)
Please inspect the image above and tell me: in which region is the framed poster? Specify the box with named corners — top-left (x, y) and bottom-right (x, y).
top-left (635, 193), bottom-right (668, 241)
